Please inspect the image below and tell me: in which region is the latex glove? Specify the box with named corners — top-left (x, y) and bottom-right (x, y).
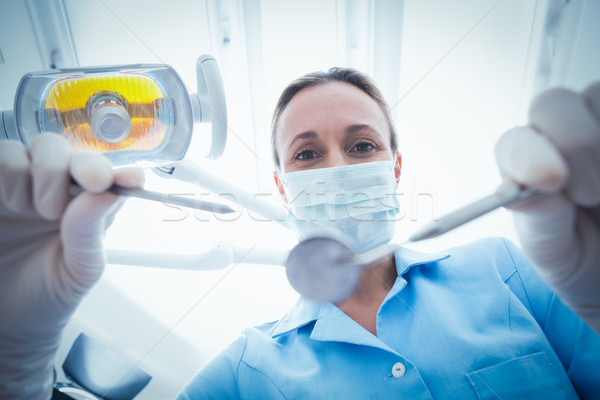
top-left (495, 82), bottom-right (600, 334)
top-left (0, 134), bottom-right (144, 400)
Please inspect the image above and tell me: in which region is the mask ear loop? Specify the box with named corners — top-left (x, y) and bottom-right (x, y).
top-left (394, 153), bottom-right (402, 185)
top-left (273, 172), bottom-right (288, 203)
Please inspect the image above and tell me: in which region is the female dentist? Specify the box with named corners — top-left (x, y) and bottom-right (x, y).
top-left (178, 69), bottom-right (600, 399)
top-left (0, 68), bottom-right (599, 399)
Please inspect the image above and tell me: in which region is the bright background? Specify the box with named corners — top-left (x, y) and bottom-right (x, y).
top-left (1, 0), bottom-right (599, 397)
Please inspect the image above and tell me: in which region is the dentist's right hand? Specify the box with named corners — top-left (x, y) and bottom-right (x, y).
top-left (0, 134), bottom-right (144, 400)
top-left (495, 83), bottom-right (600, 335)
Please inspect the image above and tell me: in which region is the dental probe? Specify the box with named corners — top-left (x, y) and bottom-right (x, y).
top-left (68, 183), bottom-right (236, 214)
top-left (345, 181), bottom-right (538, 267)
top-left (350, 181), bottom-right (537, 266)
top-left (408, 181), bottom-right (537, 242)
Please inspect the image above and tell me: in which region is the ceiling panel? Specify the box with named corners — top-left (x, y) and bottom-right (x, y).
top-left (65, 0), bottom-right (213, 87)
top-left (260, 0), bottom-right (340, 111)
top-left (0, 1), bottom-right (44, 109)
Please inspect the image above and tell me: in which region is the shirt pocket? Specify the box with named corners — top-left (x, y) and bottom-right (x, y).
top-left (466, 351), bottom-right (579, 400)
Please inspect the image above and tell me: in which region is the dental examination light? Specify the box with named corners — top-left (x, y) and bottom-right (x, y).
top-left (1, 55), bottom-right (230, 211)
top-left (1, 54), bottom-right (226, 162)
top-left (1, 55), bottom-right (226, 161)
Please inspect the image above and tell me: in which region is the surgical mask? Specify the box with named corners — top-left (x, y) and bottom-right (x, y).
top-left (281, 160), bottom-right (400, 253)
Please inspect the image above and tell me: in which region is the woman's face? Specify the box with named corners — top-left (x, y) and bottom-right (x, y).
top-left (273, 80), bottom-right (401, 199)
top-left (274, 81), bottom-right (399, 172)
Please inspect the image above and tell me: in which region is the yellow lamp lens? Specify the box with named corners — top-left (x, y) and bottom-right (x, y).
top-left (42, 73), bottom-right (171, 154)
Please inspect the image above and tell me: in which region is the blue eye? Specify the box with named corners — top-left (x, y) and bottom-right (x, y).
top-left (296, 150), bottom-right (318, 160)
top-left (352, 142), bottom-right (374, 152)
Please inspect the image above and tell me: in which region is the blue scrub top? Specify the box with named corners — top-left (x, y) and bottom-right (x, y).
top-left (177, 237), bottom-right (600, 399)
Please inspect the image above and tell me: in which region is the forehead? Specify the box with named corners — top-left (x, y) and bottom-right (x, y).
top-left (275, 81), bottom-right (388, 146)
top-left (278, 81), bottom-right (385, 128)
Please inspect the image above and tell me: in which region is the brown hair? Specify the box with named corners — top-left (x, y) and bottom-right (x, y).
top-left (271, 67), bottom-right (398, 169)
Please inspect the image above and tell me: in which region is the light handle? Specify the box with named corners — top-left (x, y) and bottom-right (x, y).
top-left (195, 54), bottom-right (227, 159)
top-left (1, 110), bottom-right (18, 141)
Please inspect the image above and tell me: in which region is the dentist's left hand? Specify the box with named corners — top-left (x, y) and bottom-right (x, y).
top-left (0, 134), bottom-right (144, 400)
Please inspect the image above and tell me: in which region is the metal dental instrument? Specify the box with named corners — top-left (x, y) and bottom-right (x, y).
top-left (285, 182), bottom-right (538, 303)
top-left (407, 181), bottom-right (537, 243)
top-left (68, 183), bottom-right (236, 214)
top-left (350, 181), bottom-right (537, 266)
top-left (153, 159), bottom-right (290, 227)
top-left (286, 236), bottom-right (364, 303)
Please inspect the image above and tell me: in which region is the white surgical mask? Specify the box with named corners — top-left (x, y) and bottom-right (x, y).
top-left (281, 160), bottom-right (400, 253)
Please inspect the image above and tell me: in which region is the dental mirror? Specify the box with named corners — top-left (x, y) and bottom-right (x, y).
top-left (285, 236), bottom-right (364, 303)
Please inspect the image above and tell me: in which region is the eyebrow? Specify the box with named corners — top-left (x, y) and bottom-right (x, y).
top-left (287, 130), bottom-right (318, 152)
top-left (345, 124), bottom-right (381, 137)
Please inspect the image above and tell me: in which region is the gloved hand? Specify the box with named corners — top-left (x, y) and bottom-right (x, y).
top-left (0, 134), bottom-right (144, 400)
top-left (495, 82), bottom-right (600, 334)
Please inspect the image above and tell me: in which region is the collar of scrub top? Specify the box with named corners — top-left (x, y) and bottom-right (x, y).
top-left (270, 247), bottom-right (451, 339)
